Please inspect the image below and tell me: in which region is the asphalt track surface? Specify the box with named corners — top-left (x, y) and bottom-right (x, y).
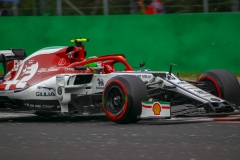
top-left (0, 79), bottom-right (239, 160)
top-left (0, 114), bottom-right (239, 160)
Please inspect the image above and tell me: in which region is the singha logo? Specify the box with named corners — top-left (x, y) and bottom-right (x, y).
top-left (97, 78), bottom-right (104, 86)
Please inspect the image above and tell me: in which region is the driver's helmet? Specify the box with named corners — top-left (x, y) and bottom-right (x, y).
top-left (86, 56), bottom-right (103, 68)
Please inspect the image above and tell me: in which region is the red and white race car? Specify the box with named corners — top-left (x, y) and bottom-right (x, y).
top-left (0, 38), bottom-right (239, 123)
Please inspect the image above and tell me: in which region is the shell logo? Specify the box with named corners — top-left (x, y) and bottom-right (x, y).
top-left (152, 103), bottom-right (161, 115)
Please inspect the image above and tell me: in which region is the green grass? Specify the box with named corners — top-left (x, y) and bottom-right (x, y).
top-left (177, 72), bottom-right (201, 80)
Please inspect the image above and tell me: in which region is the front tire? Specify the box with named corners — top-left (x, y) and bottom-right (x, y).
top-left (102, 75), bottom-right (148, 124)
top-left (197, 69), bottom-right (240, 107)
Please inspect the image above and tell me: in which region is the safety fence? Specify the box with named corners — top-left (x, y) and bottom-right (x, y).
top-left (0, 0), bottom-right (239, 16)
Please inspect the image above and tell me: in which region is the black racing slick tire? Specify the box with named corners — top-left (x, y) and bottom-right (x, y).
top-left (102, 75), bottom-right (148, 124)
top-left (197, 69), bottom-right (240, 107)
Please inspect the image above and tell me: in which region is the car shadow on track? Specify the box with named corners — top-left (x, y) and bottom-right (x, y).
top-left (0, 114), bottom-right (109, 123)
top-left (0, 115), bottom-right (214, 125)
top-left (0, 113), bottom-right (215, 125)
top-left (139, 118), bottom-right (212, 125)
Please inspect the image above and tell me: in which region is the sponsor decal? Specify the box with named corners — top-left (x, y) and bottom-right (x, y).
top-left (42, 105), bottom-right (55, 109)
top-left (58, 58), bottom-right (66, 66)
top-left (57, 87), bottom-right (62, 95)
top-left (37, 66), bottom-right (60, 74)
top-left (141, 101), bottom-right (170, 118)
top-left (35, 105), bottom-right (41, 108)
top-left (96, 78), bottom-right (104, 90)
top-left (203, 94), bottom-right (213, 97)
top-left (97, 78), bottom-right (104, 86)
top-left (4, 60), bottom-right (39, 90)
top-left (210, 98), bottom-right (221, 102)
top-left (77, 84), bottom-right (88, 88)
top-left (176, 82), bottom-right (194, 88)
top-left (135, 74), bottom-right (152, 78)
top-left (36, 92), bottom-right (55, 96)
top-left (65, 67), bottom-right (75, 71)
top-left (194, 90), bottom-right (207, 94)
top-left (27, 104), bottom-right (60, 109)
top-left (179, 84), bottom-right (195, 88)
top-left (96, 86), bottom-right (104, 90)
top-left (37, 86), bottom-right (55, 92)
top-left (0, 50), bottom-right (14, 56)
top-left (152, 103), bottom-right (161, 115)
top-left (36, 84), bottom-right (56, 97)
top-left (187, 88), bottom-right (196, 90)
top-left (56, 75), bottom-right (64, 81)
top-left (142, 102), bottom-right (170, 115)
top-left (0, 91), bottom-right (14, 95)
top-left (177, 81), bottom-right (188, 85)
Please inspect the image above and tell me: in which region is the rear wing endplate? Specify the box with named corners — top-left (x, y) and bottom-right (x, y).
top-left (0, 49), bottom-right (26, 62)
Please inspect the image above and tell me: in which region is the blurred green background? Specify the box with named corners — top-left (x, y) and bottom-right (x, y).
top-left (0, 13), bottom-right (240, 74)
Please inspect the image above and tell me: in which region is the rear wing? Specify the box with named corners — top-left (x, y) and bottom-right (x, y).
top-left (0, 49), bottom-right (27, 76)
top-left (0, 49), bottom-right (27, 62)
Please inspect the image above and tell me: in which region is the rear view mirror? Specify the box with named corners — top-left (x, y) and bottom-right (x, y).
top-left (139, 62), bottom-right (145, 68)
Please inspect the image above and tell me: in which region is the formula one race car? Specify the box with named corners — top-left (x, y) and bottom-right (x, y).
top-left (0, 38), bottom-right (239, 124)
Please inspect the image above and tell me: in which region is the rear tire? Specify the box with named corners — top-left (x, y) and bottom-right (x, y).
top-left (197, 69), bottom-right (240, 107)
top-left (102, 75), bottom-right (148, 124)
